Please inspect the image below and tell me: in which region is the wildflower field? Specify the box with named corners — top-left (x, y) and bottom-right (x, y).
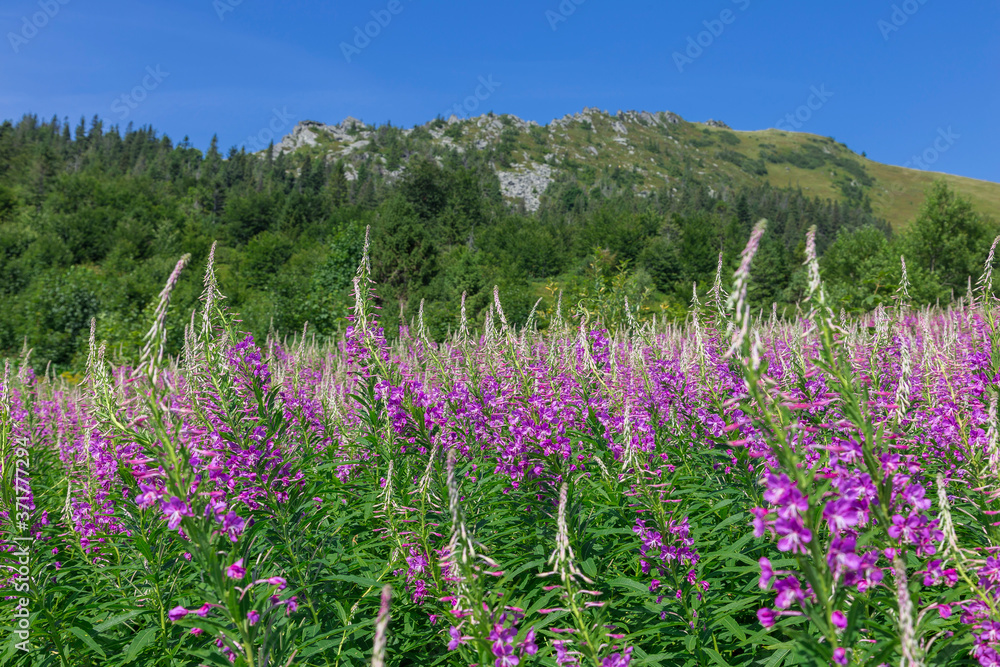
top-left (4, 222), bottom-right (1000, 667)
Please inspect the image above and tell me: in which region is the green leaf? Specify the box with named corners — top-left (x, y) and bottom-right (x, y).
top-left (94, 609), bottom-right (145, 632)
top-left (702, 647), bottom-right (731, 667)
top-left (68, 626), bottom-right (107, 658)
top-left (325, 573), bottom-right (383, 587)
top-left (608, 577), bottom-right (651, 595)
top-left (123, 627), bottom-right (157, 664)
top-left (718, 615), bottom-right (747, 642)
top-left (761, 648), bottom-right (790, 667)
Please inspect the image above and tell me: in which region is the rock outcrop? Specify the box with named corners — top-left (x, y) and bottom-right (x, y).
top-left (266, 107), bottom-right (695, 211)
top-left (497, 163), bottom-right (553, 212)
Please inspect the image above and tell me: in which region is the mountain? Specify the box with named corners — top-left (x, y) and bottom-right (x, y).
top-left (263, 108), bottom-right (1000, 230)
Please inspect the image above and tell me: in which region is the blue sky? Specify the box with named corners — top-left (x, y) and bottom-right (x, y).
top-left (1, 0), bottom-right (997, 181)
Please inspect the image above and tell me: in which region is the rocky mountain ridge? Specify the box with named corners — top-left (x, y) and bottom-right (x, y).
top-left (261, 107), bottom-right (1000, 228)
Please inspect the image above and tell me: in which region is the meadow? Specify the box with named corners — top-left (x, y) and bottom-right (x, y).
top-left (3, 221), bottom-right (1000, 667)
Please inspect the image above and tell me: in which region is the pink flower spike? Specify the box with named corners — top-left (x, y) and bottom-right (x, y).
top-left (267, 576), bottom-right (287, 589)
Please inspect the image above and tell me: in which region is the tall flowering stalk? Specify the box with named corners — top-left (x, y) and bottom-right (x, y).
top-left (440, 448), bottom-right (537, 666)
top-left (136, 253), bottom-right (190, 381)
top-left (371, 584), bottom-right (392, 667)
top-left (539, 482), bottom-right (632, 667)
top-left (725, 221), bottom-right (768, 360)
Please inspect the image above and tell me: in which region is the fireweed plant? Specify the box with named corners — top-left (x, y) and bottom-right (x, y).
top-left (3, 224), bottom-right (1000, 665)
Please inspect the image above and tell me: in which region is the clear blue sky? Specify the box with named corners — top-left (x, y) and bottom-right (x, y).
top-left (1, 0), bottom-right (997, 181)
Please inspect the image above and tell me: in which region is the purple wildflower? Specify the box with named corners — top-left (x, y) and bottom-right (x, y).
top-left (168, 606), bottom-right (189, 622)
top-left (161, 497), bottom-right (193, 530)
top-left (226, 559), bottom-right (245, 579)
